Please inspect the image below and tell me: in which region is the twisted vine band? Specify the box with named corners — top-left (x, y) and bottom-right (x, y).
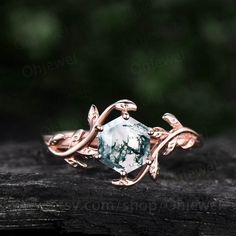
top-left (44, 99), bottom-right (201, 186)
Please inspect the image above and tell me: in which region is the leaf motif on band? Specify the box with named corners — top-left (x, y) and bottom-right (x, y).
top-left (88, 105), bottom-right (99, 129)
top-left (114, 100), bottom-right (137, 112)
top-left (149, 157), bottom-right (160, 179)
top-left (179, 134), bottom-right (197, 149)
top-left (77, 147), bottom-right (98, 156)
top-left (162, 113), bottom-right (183, 129)
top-left (163, 138), bottom-right (177, 155)
top-left (64, 156), bottom-right (87, 168)
top-left (49, 133), bottom-right (65, 145)
top-left (152, 127), bottom-right (168, 140)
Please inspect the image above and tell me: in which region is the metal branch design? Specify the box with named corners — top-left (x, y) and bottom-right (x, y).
top-left (44, 100), bottom-right (201, 186)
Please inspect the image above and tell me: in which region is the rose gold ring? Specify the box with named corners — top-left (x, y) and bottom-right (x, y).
top-left (43, 99), bottom-right (201, 186)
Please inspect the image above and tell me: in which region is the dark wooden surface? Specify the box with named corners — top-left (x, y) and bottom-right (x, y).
top-left (0, 135), bottom-right (235, 235)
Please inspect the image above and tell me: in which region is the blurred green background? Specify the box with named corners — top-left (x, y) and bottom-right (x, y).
top-left (1, 0), bottom-right (236, 140)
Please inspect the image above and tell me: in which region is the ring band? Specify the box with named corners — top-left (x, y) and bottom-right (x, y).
top-left (43, 99), bottom-right (201, 186)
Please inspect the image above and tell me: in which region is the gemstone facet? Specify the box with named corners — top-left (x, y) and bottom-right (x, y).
top-left (98, 117), bottom-right (150, 174)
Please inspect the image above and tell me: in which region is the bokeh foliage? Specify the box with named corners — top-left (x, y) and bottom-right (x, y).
top-left (1, 0), bottom-right (236, 139)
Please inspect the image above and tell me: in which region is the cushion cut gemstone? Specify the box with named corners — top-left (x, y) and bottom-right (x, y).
top-left (98, 116), bottom-right (150, 174)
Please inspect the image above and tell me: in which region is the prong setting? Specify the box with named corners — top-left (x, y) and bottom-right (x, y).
top-left (122, 111), bottom-right (130, 120)
top-left (94, 154), bottom-right (102, 159)
top-left (148, 128), bottom-right (154, 135)
top-left (95, 125), bottom-right (103, 132)
top-left (120, 170), bottom-right (127, 177)
top-left (145, 159), bottom-right (152, 165)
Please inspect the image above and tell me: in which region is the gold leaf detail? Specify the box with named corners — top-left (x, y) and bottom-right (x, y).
top-left (64, 156), bottom-right (87, 168)
top-left (163, 138), bottom-right (177, 155)
top-left (77, 147), bottom-right (97, 156)
top-left (88, 105), bottom-right (99, 129)
top-left (149, 158), bottom-right (160, 179)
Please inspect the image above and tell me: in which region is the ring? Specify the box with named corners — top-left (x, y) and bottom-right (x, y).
top-left (43, 99), bottom-right (201, 186)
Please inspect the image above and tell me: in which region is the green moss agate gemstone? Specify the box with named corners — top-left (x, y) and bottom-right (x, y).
top-left (98, 117), bottom-right (150, 174)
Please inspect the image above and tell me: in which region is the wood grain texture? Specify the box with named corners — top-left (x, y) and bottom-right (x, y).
top-left (0, 136), bottom-right (235, 235)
